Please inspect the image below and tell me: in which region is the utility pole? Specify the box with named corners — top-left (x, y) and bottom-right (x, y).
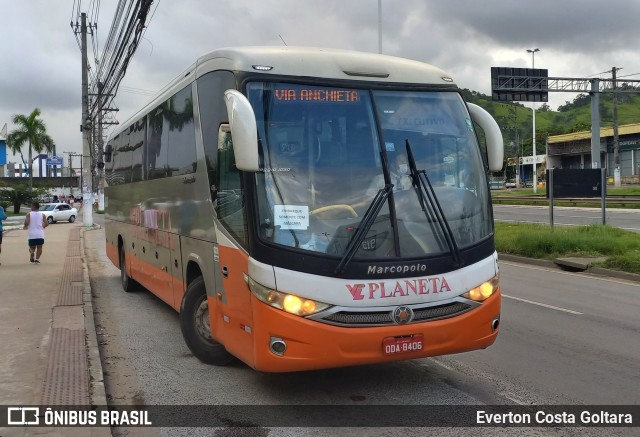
top-left (509, 104), bottom-right (520, 185)
top-left (64, 152), bottom-right (84, 193)
top-left (79, 12), bottom-right (93, 226)
top-left (612, 66), bottom-right (621, 187)
top-left (97, 81), bottom-right (105, 194)
top-left (526, 48), bottom-right (540, 193)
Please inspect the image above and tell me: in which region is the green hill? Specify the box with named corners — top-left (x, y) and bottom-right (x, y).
top-left (461, 89), bottom-right (640, 162)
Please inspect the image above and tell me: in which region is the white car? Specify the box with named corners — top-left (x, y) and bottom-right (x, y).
top-left (40, 203), bottom-right (78, 224)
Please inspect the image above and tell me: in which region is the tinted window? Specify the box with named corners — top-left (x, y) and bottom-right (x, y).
top-left (110, 133), bottom-right (131, 185)
top-left (130, 118), bottom-right (145, 182)
top-left (146, 85), bottom-right (197, 179)
top-left (121, 127), bottom-right (134, 183)
top-left (104, 135), bottom-right (119, 186)
top-left (167, 85), bottom-right (197, 176)
top-left (147, 105), bottom-right (167, 179)
top-left (196, 70), bottom-right (236, 190)
top-left (215, 125), bottom-right (247, 246)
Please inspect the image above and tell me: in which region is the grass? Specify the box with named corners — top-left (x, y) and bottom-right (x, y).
top-left (495, 222), bottom-right (640, 274)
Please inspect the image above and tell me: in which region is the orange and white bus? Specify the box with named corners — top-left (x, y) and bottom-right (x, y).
top-left (104, 46), bottom-right (503, 372)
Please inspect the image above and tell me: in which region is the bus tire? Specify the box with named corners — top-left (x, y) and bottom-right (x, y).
top-left (180, 276), bottom-right (235, 366)
top-left (119, 245), bottom-right (139, 293)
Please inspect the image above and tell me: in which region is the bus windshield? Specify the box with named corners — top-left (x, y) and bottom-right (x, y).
top-left (247, 82), bottom-right (492, 260)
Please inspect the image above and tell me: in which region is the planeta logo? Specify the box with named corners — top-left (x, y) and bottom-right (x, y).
top-left (346, 277), bottom-right (451, 301)
top-left (392, 306), bottom-right (414, 324)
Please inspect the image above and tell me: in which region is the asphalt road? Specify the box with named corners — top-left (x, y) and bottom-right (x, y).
top-left (442, 260), bottom-right (640, 405)
top-left (83, 221), bottom-right (638, 436)
top-left (493, 204), bottom-right (640, 232)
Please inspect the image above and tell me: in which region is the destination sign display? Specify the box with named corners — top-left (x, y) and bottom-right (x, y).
top-left (274, 89), bottom-right (360, 103)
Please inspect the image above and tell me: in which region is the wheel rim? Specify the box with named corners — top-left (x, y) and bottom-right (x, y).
top-left (194, 297), bottom-right (213, 341)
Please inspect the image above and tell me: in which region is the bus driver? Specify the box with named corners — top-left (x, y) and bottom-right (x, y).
top-left (366, 153), bottom-right (412, 197)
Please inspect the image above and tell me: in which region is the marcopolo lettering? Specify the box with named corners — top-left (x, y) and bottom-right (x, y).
top-left (367, 263), bottom-right (428, 275)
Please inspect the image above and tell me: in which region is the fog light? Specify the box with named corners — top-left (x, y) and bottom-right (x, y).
top-left (270, 337), bottom-right (287, 356)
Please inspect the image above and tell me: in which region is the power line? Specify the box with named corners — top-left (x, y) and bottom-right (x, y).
top-left (118, 85), bottom-right (156, 96)
top-left (70, 0), bottom-right (158, 189)
top-left (618, 72), bottom-right (640, 79)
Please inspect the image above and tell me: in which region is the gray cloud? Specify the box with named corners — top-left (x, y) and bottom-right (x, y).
top-left (2, 0), bottom-right (640, 161)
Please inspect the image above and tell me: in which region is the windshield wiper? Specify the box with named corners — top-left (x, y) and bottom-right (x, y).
top-left (334, 185), bottom-right (392, 275)
top-left (405, 140), bottom-right (462, 267)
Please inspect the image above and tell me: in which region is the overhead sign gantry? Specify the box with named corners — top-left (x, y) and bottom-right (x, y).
top-left (491, 67), bottom-right (640, 169)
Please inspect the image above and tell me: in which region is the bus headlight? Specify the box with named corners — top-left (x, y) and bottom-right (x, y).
top-left (462, 276), bottom-right (499, 302)
top-left (248, 277), bottom-right (331, 316)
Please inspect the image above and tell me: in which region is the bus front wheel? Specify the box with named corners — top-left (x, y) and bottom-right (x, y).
top-left (180, 276), bottom-right (235, 366)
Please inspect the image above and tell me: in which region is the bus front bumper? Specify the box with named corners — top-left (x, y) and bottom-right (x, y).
top-left (247, 291), bottom-right (500, 372)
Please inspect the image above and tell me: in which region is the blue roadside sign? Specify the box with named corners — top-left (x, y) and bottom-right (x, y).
top-left (46, 156), bottom-right (64, 166)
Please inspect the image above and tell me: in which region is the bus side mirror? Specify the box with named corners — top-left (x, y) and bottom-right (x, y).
top-left (224, 89), bottom-right (259, 172)
top-left (467, 103), bottom-right (504, 172)
top-left (104, 143), bottom-right (113, 163)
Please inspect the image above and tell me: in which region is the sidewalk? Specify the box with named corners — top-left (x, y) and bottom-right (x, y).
top-left (0, 218), bottom-right (109, 437)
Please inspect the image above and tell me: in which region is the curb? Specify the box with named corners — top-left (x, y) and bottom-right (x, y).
top-left (498, 253), bottom-right (558, 269)
top-left (80, 225), bottom-right (112, 437)
top-left (81, 226), bottom-right (108, 404)
top-left (498, 253), bottom-right (640, 283)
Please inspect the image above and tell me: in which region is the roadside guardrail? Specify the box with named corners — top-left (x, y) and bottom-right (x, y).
top-left (492, 195), bottom-right (640, 207)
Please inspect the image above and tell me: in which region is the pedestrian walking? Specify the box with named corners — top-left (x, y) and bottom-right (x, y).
top-left (23, 201), bottom-right (48, 264)
top-left (0, 204), bottom-right (6, 265)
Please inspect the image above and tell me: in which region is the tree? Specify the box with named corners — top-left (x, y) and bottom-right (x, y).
top-left (538, 103), bottom-right (551, 112)
top-left (0, 183), bottom-right (46, 214)
top-left (6, 108), bottom-right (56, 192)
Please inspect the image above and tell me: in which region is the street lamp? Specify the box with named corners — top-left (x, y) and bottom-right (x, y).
top-left (527, 48), bottom-right (540, 192)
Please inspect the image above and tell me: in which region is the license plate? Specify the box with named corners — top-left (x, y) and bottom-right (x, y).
top-left (382, 334), bottom-right (424, 355)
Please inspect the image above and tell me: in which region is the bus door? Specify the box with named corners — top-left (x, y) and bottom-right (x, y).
top-left (212, 125), bottom-right (254, 363)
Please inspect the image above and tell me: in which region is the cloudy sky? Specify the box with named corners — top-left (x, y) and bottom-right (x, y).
top-left (2, 0), bottom-right (639, 166)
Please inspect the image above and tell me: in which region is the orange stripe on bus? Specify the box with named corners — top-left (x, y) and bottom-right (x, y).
top-left (106, 241), bottom-right (185, 311)
top-left (213, 245), bottom-right (255, 366)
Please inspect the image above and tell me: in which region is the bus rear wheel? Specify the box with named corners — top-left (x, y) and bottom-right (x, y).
top-left (119, 245), bottom-right (139, 292)
top-left (180, 276), bottom-right (235, 366)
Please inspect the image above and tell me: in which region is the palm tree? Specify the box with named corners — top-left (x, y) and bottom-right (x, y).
top-left (6, 108), bottom-right (56, 191)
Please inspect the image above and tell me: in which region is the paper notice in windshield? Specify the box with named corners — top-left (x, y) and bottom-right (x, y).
top-left (274, 205), bottom-right (309, 230)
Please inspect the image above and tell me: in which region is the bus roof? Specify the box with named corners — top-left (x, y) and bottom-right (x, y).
top-left (110, 46), bottom-right (457, 139)
top-left (195, 46), bottom-right (455, 85)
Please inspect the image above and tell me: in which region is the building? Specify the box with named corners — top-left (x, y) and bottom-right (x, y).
top-left (547, 123), bottom-right (640, 182)
top-left (0, 123), bottom-right (6, 177)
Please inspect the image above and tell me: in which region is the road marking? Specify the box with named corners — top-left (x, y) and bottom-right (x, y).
top-left (502, 294), bottom-right (583, 315)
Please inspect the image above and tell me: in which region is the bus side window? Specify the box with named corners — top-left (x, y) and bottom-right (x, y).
top-left (215, 124), bottom-right (248, 246)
